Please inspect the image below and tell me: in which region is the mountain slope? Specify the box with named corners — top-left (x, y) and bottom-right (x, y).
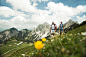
top-left (31, 22), bottom-right (50, 41)
top-left (0, 27), bottom-right (19, 43)
top-left (64, 19), bottom-right (79, 29)
top-left (0, 28), bottom-right (30, 44)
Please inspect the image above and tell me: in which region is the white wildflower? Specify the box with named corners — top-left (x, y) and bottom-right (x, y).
top-left (32, 53), bottom-right (34, 54)
top-left (46, 40), bottom-right (48, 42)
top-left (21, 54), bottom-right (25, 56)
top-left (51, 39), bottom-right (54, 42)
top-left (81, 32), bottom-right (86, 35)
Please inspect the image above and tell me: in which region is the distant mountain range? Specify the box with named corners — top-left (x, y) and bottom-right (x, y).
top-left (0, 19), bottom-right (86, 44)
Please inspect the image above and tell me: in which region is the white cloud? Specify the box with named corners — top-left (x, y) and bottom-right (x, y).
top-left (33, 2), bottom-right (38, 6)
top-left (0, 1), bottom-right (86, 31)
top-left (6, 0), bottom-right (49, 13)
top-left (45, 2), bottom-right (86, 17)
top-left (30, 0), bottom-right (49, 3)
top-left (6, 0), bottom-right (38, 13)
top-left (0, 6), bottom-right (29, 17)
top-left (76, 15), bottom-right (86, 23)
top-left (0, 16), bottom-right (40, 30)
top-left (44, 2), bottom-right (86, 25)
top-left (31, 0), bottom-right (41, 2)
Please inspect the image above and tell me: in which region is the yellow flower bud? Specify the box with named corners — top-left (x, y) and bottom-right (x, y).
top-left (74, 34), bottom-right (76, 35)
top-left (61, 48), bottom-right (65, 52)
top-left (42, 38), bottom-right (46, 42)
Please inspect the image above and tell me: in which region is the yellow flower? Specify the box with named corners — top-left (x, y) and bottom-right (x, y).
top-left (69, 34), bottom-right (72, 36)
top-left (34, 41), bottom-right (44, 50)
top-left (42, 38), bottom-right (46, 42)
top-left (81, 32), bottom-right (82, 33)
top-left (74, 34), bottom-right (76, 35)
top-left (19, 56), bottom-right (20, 57)
top-left (69, 39), bottom-right (71, 41)
top-left (61, 48), bottom-right (65, 52)
top-left (80, 27), bottom-right (81, 28)
top-left (29, 53), bottom-right (31, 54)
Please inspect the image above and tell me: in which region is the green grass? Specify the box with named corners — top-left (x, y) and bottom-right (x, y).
top-left (67, 25), bottom-right (86, 34)
top-left (0, 40), bottom-right (31, 57)
top-left (0, 41), bottom-right (20, 54)
top-left (9, 25), bottom-right (86, 57)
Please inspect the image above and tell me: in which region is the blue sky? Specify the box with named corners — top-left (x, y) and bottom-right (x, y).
top-left (0, 0), bottom-right (86, 32)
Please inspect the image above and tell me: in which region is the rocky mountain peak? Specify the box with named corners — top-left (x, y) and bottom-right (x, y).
top-left (68, 19), bottom-right (74, 23)
top-left (31, 22), bottom-right (50, 41)
top-left (10, 27), bottom-right (18, 31)
top-left (43, 22), bottom-right (49, 25)
top-left (64, 19), bottom-right (79, 29)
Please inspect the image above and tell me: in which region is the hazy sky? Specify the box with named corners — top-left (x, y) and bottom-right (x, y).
top-left (0, 0), bottom-right (86, 32)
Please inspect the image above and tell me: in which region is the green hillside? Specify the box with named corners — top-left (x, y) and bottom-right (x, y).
top-left (0, 40), bottom-right (32, 57)
top-left (1, 25), bottom-right (86, 57)
top-left (67, 25), bottom-right (86, 34)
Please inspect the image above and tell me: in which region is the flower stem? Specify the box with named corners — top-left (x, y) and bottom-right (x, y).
top-left (38, 50), bottom-right (42, 57)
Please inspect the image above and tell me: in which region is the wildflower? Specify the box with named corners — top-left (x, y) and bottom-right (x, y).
top-left (21, 54), bottom-right (25, 56)
top-left (43, 47), bottom-right (45, 49)
top-left (57, 46), bottom-right (60, 49)
top-left (19, 56), bottom-right (20, 57)
top-left (74, 34), bottom-right (76, 35)
top-left (69, 39), bottom-right (71, 41)
top-left (51, 39), bottom-right (54, 42)
top-left (78, 33), bottom-right (80, 35)
top-left (69, 34), bottom-right (72, 36)
top-left (34, 41), bottom-right (44, 50)
top-left (29, 53), bottom-right (31, 54)
top-left (80, 27), bottom-right (81, 28)
top-left (61, 39), bottom-right (62, 40)
top-left (61, 48), bottom-right (65, 52)
top-left (46, 40), bottom-right (48, 42)
top-left (32, 52), bottom-right (34, 54)
top-left (42, 38), bottom-right (46, 42)
top-left (82, 37), bottom-right (86, 40)
top-left (66, 50), bottom-right (70, 53)
top-left (81, 32), bottom-right (86, 35)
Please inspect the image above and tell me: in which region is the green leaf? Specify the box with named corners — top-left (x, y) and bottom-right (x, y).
top-left (49, 49), bottom-right (55, 57)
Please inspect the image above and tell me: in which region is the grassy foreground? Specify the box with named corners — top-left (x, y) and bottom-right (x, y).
top-left (0, 40), bottom-right (31, 57)
top-left (3, 25), bottom-right (86, 57)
